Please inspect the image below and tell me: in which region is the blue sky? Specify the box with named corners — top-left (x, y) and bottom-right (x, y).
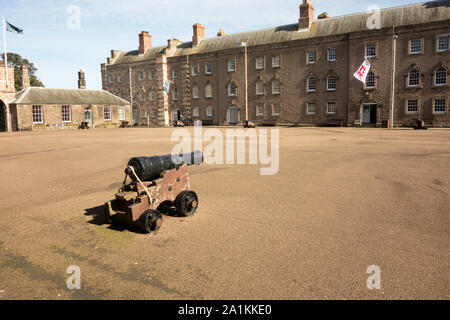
top-left (0, 0), bottom-right (426, 90)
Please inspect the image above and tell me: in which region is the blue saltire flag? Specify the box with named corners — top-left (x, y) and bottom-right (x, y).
top-left (164, 81), bottom-right (170, 94)
top-left (6, 21), bottom-right (23, 34)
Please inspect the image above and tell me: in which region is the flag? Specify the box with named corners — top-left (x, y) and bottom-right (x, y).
top-left (5, 21), bottom-right (23, 34)
top-left (164, 81), bottom-right (171, 94)
top-left (353, 59), bottom-right (371, 83)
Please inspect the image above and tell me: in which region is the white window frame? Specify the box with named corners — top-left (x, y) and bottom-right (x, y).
top-left (272, 55), bottom-right (280, 68)
top-left (228, 83), bottom-right (237, 96)
top-left (408, 69), bottom-right (420, 87)
top-left (152, 109), bottom-right (157, 118)
top-left (409, 39), bottom-right (422, 55)
top-left (272, 80), bottom-right (281, 95)
top-left (205, 63), bottom-right (212, 75)
top-left (228, 60), bottom-right (235, 72)
top-left (307, 103), bottom-right (316, 115)
top-left (172, 69), bottom-right (178, 79)
top-left (192, 65), bottom-right (199, 76)
top-left (437, 35), bottom-right (449, 52)
top-left (104, 105), bottom-right (112, 121)
top-left (327, 75), bottom-right (336, 91)
top-left (366, 44), bottom-right (376, 58)
top-left (256, 57), bottom-right (264, 70)
top-left (272, 104), bottom-right (281, 116)
top-left (307, 50), bottom-right (316, 64)
top-left (256, 104), bottom-right (264, 117)
top-left (205, 84), bottom-right (212, 98)
top-left (192, 86), bottom-right (199, 99)
top-left (62, 105), bottom-right (71, 123)
top-left (434, 67), bottom-right (447, 86)
top-left (327, 48), bottom-right (336, 62)
top-left (206, 106), bottom-right (213, 117)
top-left (307, 76), bottom-right (316, 92)
top-left (326, 101), bottom-right (337, 114)
top-left (108, 75), bottom-right (113, 84)
top-left (118, 106), bottom-right (126, 120)
top-left (433, 99), bottom-right (446, 114)
top-left (138, 72), bottom-right (144, 80)
top-left (149, 70), bottom-right (155, 80)
top-left (406, 99), bottom-right (419, 114)
top-left (256, 82), bottom-right (264, 95)
top-left (365, 72), bottom-right (375, 89)
top-left (193, 107), bottom-right (200, 118)
top-left (32, 105), bottom-right (43, 124)
top-left (117, 75), bottom-right (122, 83)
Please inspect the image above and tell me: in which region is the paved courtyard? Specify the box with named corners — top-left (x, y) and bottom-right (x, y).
top-left (0, 127), bottom-right (448, 299)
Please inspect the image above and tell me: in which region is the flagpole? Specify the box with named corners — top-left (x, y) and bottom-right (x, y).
top-left (2, 17), bottom-right (8, 87)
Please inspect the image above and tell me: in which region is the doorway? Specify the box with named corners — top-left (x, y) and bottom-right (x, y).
top-left (0, 100), bottom-right (7, 132)
top-left (84, 107), bottom-right (92, 127)
top-left (227, 107), bottom-right (238, 125)
top-left (362, 103), bottom-right (377, 125)
top-left (173, 109), bottom-right (181, 122)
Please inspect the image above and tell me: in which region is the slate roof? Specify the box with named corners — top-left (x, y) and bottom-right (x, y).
top-left (10, 87), bottom-right (130, 105)
top-left (109, 0), bottom-right (450, 65)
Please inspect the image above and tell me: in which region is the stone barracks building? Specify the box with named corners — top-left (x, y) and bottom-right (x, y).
top-left (1, 69), bottom-right (131, 131)
top-left (102, 0), bottom-right (449, 127)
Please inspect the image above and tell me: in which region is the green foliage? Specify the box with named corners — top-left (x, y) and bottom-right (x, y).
top-left (1, 52), bottom-right (44, 91)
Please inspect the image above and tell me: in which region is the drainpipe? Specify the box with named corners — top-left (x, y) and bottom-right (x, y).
top-left (129, 67), bottom-right (134, 124)
top-left (391, 28), bottom-right (398, 128)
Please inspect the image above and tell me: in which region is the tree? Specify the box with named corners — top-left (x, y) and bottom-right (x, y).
top-left (1, 52), bottom-right (44, 91)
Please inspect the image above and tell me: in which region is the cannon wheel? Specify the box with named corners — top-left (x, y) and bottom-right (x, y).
top-left (139, 210), bottom-right (163, 233)
top-left (174, 191), bottom-right (198, 217)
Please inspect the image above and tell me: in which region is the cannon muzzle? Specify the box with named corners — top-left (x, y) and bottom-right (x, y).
top-left (126, 151), bottom-right (203, 181)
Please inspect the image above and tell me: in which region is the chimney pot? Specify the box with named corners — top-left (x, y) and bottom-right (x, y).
top-left (192, 23), bottom-right (205, 47)
top-left (78, 69), bottom-right (86, 89)
top-left (138, 31), bottom-right (152, 55)
top-left (299, 0), bottom-right (314, 30)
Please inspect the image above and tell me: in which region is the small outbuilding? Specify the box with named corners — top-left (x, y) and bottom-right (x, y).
top-left (8, 87), bottom-right (131, 131)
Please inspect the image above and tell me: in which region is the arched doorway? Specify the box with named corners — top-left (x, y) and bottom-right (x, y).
top-left (0, 100), bottom-right (7, 132)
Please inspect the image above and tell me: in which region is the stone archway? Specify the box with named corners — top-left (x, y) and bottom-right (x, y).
top-left (0, 100), bottom-right (7, 132)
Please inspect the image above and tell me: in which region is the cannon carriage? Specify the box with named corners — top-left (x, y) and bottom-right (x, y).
top-left (105, 151), bottom-right (203, 233)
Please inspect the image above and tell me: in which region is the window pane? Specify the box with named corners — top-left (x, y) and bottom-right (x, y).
top-left (438, 36), bottom-right (449, 51)
top-left (104, 106), bottom-right (111, 120)
top-left (407, 100), bottom-right (418, 113)
top-left (228, 60), bottom-right (235, 72)
top-left (256, 105), bottom-right (264, 116)
top-left (327, 102), bottom-right (337, 114)
top-left (256, 57), bottom-right (264, 70)
top-left (308, 77), bottom-right (316, 91)
top-left (327, 76), bottom-right (336, 90)
top-left (307, 51), bottom-right (316, 63)
top-left (435, 67), bottom-right (447, 85)
top-left (366, 44), bottom-right (376, 57)
top-left (307, 103), bottom-right (315, 114)
top-left (410, 40), bottom-right (422, 54)
top-left (256, 82), bottom-right (264, 95)
top-left (409, 69), bottom-right (420, 86)
top-left (272, 105), bottom-right (281, 116)
top-left (272, 80), bottom-right (281, 94)
top-left (272, 56), bottom-right (280, 68)
top-left (365, 72), bottom-right (375, 88)
top-left (62, 105), bottom-right (71, 122)
top-left (434, 99), bottom-right (446, 113)
top-left (328, 49), bottom-right (336, 61)
top-left (32, 105), bottom-right (43, 123)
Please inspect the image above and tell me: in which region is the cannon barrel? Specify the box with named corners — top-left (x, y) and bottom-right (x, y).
top-left (126, 151), bottom-right (203, 181)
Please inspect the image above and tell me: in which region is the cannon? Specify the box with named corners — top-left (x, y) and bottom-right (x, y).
top-left (104, 151), bottom-right (203, 233)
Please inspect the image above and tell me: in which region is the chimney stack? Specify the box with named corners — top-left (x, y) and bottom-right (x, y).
top-left (192, 23), bottom-right (205, 47)
top-left (78, 69), bottom-right (86, 89)
top-left (138, 31), bottom-right (152, 55)
top-left (21, 64), bottom-right (30, 89)
top-left (299, 0), bottom-right (314, 29)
